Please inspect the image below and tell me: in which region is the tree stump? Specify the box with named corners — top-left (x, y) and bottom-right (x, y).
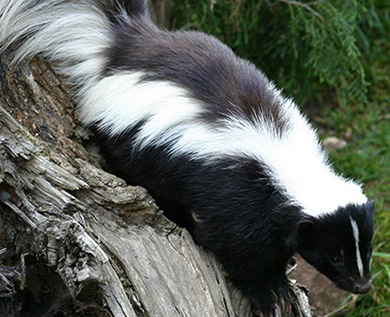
top-left (0, 52), bottom-right (313, 317)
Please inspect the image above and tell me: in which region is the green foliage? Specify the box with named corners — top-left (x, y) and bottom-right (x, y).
top-left (171, 0), bottom-right (381, 104)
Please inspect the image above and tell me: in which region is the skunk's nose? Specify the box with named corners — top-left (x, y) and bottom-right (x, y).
top-left (354, 280), bottom-right (372, 294)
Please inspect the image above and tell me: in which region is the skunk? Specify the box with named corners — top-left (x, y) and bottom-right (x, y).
top-left (0, 0), bottom-right (375, 315)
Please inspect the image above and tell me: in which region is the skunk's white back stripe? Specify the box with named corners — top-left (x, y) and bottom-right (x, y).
top-left (169, 112), bottom-right (367, 216)
top-left (350, 218), bottom-right (364, 277)
top-left (78, 72), bottom-right (204, 138)
top-left (79, 71), bottom-right (367, 216)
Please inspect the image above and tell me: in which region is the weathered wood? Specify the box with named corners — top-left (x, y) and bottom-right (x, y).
top-left (0, 48), bottom-right (313, 317)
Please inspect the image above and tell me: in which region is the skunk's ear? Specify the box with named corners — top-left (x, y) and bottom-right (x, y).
top-left (297, 220), bottom-right (316, 245)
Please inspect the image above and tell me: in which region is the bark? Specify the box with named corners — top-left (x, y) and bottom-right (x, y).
top-left (0, 46), bottom-right (313, 317)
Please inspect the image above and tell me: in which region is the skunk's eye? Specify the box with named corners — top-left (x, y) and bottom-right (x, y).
top-left (330, 255), bottom-right (343, 265)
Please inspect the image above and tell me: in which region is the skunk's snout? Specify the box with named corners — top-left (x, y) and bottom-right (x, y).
top-left (354, 280), bottom-right (372, 294)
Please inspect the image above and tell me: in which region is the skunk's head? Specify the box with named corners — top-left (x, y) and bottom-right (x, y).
top-left (296, 201), bottom-right (375, 294)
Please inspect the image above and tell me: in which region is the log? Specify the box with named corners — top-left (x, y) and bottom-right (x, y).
top-left (0, 29), bottom-right (313, 317)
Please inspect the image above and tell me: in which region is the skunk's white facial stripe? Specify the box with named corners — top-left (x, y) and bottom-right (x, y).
top-left (350, 218), bottom-right (364, 277)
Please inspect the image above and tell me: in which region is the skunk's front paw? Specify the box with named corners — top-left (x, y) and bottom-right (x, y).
top-left (249, 283), bottom-right (291, 317)
top-left (276, 283), bottom-right (292, 315)
top-left (249, 296), bottom-right (275, 317)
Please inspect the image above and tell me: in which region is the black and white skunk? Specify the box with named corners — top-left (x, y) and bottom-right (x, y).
top-left (0, 0), bottom-right (375, 315)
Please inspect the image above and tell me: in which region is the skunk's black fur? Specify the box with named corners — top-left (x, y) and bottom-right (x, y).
top-left (0, 1), bottom-right (375, 315)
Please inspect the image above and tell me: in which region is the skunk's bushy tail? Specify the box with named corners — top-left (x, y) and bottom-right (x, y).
top-left (0, 0), bottom-right (147, 88)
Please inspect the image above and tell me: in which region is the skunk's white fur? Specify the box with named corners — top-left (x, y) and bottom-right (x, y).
top-left (0, 0), bottom-right (110, 93)
top-left (78, 72), bottom-right (203, 140)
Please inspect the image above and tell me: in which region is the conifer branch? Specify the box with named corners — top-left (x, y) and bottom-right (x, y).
top-left (276, 0), bottom-right (325, 22)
